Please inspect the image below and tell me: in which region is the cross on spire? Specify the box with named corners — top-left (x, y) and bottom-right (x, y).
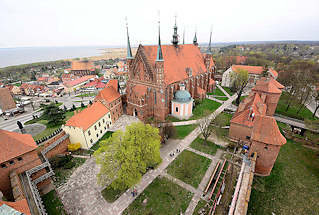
top-left (156, 18), bottom-right (163, 61)
top-left (172, 14), bottom-right (179, 46)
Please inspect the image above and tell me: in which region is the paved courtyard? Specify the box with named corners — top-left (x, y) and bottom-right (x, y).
top-left (13, 123), bottom-right (46, 136)
top-left (108, 114), bottom-right (140, 132)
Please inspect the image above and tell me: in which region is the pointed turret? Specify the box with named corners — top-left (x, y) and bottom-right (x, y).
top-left (193, 32), bottom-right (198, 46)
top-left (172, 16), bottom-right (179, 46)
top-left (206, 31), bottom-right (212, 54)
top-left (126, 19), bottom-right (133, 59)
top-left (156, 21), bottom-right (164, 61)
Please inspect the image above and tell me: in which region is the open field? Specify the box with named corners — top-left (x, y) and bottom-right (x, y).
top-left (174, 124), bottom-right (197, 139)
top-left (123, 177), bottom-right (193, 215)
top-left (166, 150), bottom-right (211, 188)
top-left (248, 139), bottom-right (319, 215)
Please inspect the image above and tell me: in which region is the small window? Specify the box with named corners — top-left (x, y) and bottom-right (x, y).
top-left (103, 119), bottom-right (105, 123)
top-left (90, 139), bottom-right (93, 143)
top-left (100, 130), bottom-right (102, 134)
top-left (9, 160), bottom-right (15, 165)
top-left (176, 107), bottom-right (179, 112)
top-left (88, 130), bottom-right (91, 136)
top-left (104, 126), bottom-right (106, 130)
top-left (96, 133), bottom-right (99, 138)
top-left (107, 124), bottom-right (109, 129)
top-left (264, 146), bottom-right (268, 150)
top-left (1, 164), bottom-right (7, 168)
top-left (108, 114), bottom-right (111, 118)
top-left (94, 125), bottom-right (97, 130)
top-left (98, 122), bottom-right (101, 127)
top-left (17, 157), bottom-right (23, 161)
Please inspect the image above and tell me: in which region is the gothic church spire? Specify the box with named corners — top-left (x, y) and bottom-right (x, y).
top-left (126, 18), bottom-right (133, 59)
top-left (156, 20), bottom-right (163, 61)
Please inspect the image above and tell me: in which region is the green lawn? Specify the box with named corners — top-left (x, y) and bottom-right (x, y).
top-left (42, 190), bottom-right (67, 215)
top-left (53, 157), bottom-right (87, 187)
top-left (123, 177), bottom-right (193, 215)
top-left (90, 131), bottom-right (113, 154)
top-left (214, 96), bottom-right (228, 101)
top-left (167, 150), bottom-right (211, 188)
top-left (276, 92), bottom-right (317, 121)
top-left (191, 99), bottom-right (222, 120)
top-left (75, 93), bottom-right (97, 98)
top-left (101, 186), bottom-right (126, 203)
top-left (190, 138), bottom-right (220, 155)
top-left (212, 88), bottom-right (226, 97)
top-left (32, 121), bottom-right (61, 141)
top-left (248, 139), bottom-right (319, 215)
top-left (174, 124), bottom-right (197, 139)
top-left (222, 86), bottom-right (234, 96)
top-left (219, 112), bottom-right (233, 126)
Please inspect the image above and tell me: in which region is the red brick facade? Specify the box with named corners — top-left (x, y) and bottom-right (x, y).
top-left (229, 77), bottom-right (286, 176)
top-left (126, 44), bottom-right (215, 122)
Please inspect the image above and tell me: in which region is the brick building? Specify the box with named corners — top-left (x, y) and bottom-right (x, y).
top-left (125, 21), bottom-right (215, 121)
top-left (95, 79), bottom-right (123, 123)
top-left (68, 60), bottom-right (96, 76)
top-left (229, 77), bottom-right (286, 176)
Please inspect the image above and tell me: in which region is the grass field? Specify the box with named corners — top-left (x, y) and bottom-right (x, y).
top-left (222, 86), bottom-right (234, 96)
top-left (123, 177), bottom-right (193, 215)
top-left (276, 92), bottom-right (317, 120)
top-left (248, 139), bottom-right (319, 215)
top-left (75, 93), bottom-right (97, 98)
top-left (167, 150), bottom-right (211, 188)
top-left (174, 124), bottom-right (197, 139)
top-left (42, 190), bottom-right (67, 215)
top-left (190, 138), bottom-right (220, 155)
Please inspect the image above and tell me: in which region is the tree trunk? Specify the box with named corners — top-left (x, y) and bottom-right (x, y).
top-left (235, 88), bottom-right (243, 105)
top-left (313, 105), bottom-right (319, 117)
top-left (297, 90), bottom-right (310, 114)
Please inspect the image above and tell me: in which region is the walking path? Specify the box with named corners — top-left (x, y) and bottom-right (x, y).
top-left (58, 94), bottom-right (237, 215)
top-left (216, 85), bottom-right (231, 99)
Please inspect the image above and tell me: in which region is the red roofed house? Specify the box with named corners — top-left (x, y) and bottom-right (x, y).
top-left (95, 79), bottom-right (122, 123)
top-left (229, 77), bottom-right (286, 176)
top-left (63, 75), bottom-right (95, 93)
top-left (62, 101), bottom-right (112, 149)
top-left (0, 130), bottom-right (43, 200)
top-left (69, 60), bottom-right (96, 76)
top-left (0, 199), bottom-right (31, 215)
top-left (125, 22), bottom-right (216, 121)
top-left (221, 65), bottom-right (278, 88)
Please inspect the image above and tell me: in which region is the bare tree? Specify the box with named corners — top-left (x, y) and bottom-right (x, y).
top-left (231, 69), bottom-right (249, 105)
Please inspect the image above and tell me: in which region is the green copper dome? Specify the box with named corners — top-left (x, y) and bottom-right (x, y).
top-left (174, 90), bottom-right (192, 103)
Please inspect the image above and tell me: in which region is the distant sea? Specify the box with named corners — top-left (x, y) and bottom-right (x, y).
top-left (0, 46), bottom-right (120, 68)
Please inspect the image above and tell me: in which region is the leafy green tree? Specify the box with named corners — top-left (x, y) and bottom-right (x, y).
top-left (63, 105), bottom-right (67, 112)
top-left (94, 122), bottom-right (162, 190)
top-left (231, 69), bottom-right (249, 105)
top-left (41, 103), bottom-right (65, 126)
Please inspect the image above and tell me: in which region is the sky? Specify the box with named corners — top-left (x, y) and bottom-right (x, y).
top-left (0, 0), bottom-right (319, 48)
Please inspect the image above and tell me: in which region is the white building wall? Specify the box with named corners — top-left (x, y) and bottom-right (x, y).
top-left (221, 67), bottom-right (234, 88)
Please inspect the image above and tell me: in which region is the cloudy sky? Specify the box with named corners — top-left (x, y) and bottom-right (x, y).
top-left (0, 0), bottom-right (318, 48)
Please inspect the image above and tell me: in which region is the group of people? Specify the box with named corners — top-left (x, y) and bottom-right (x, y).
top-left (169, 148), bottom-right (181, 157)
top-left (131, 188), bottom-right (138, 197)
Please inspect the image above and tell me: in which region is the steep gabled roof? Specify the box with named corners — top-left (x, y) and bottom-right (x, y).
top-left (65, 101), bottom-right (109, 130)
top-left (0, 130), bottom-right (37, 164)
top-left (268, 68), bottom-right (278, 79)
top-left (270, 78), bottom-right (284, 90)
top-left (0, 88), bottom-right (16, 112)
top-left (252, 77), bottom-right (282, 94)
top-left (64, 75), bottom-right (95, 87)
top-left (251, 115), bottom-right (286, 145)
top-left (141, 44), bottom-right (212, 85)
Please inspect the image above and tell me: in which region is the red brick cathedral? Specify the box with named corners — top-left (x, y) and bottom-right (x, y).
top-left (126, 21), bottom-right (216, 121)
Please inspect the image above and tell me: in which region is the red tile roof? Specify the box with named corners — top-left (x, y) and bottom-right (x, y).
top-left (0, 199), bottom-right (31, 215)
top-left (251, 115), bottom-right (286, 145)
top-left (0, 130), bottom-right (37, 163)
top-left (71, 61), bottom-right (95, 71)
top-left (252, 77), bottom-right (282, 94)
top-left (226, 56), bottom-right (247, 64)
top-left (270, 78), bottom-right (284, 90)
top-left (65, 101), bottom-right (109, 130)
top-left (108, 80), bottom-right (118, 92)
top-left (95, 86), bottom-right (120, 103)
top-left (142, 44), bottom-right (213, 85)
top-left (232, 65), bottom-right (264, 75)
top-left (268, 69), bottom-right (278, 79)
top-left (64, 75), bottom-right (95, 87)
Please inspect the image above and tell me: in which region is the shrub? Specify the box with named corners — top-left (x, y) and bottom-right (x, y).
top-left (68, 143), bottom-right (81, 152)
top-left (64, 161), bottom-right (76, 169)
top-left (49, 155), bottom-right (73, 168)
